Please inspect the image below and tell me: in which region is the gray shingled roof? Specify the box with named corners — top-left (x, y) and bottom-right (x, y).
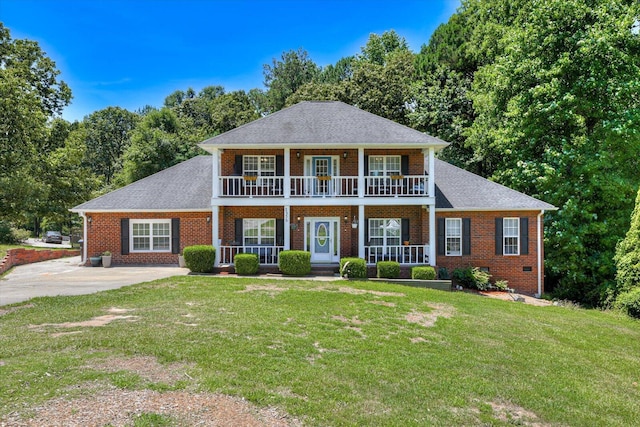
top-left (199, 101), bottom-right (449, 148)
top-left (72, 155), bottom-right (555, 212)
top-left (434, 159), bottom-right (555, 210)
top-left (71, 156), bottom-right (212, 212)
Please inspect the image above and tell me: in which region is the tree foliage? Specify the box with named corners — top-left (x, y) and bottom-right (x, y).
top-left (615, 186), bottom-right (640, 294)
top-left (263, 48), bottom-right (319, 113)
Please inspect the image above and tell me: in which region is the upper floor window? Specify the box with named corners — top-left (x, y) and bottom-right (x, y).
top-left (369, 156), bottom-right (401, 176)
top-left (445, 218), bottom-right (462, 256)
top-left (503, 218), bottom-right (520, 255)
top-left (131, 219), bottom-right (171, 252)
top-left (243, 156), bottom-right (275, 177)
top-left (243, 219), bottom-right (275, 246)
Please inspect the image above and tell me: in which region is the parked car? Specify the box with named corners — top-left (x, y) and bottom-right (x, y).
top-left (43, 231), bottom-right (63, 244)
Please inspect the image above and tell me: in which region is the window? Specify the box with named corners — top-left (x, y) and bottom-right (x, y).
top-left (243, 156), bottom-right (275, 177)
top-left (243, 219), bottom-right (275, 246)
top-left (368, 219), bottom-right (401, 247)
top-left (445, 218), bottom-right (462, 256)
top-left (369, 156), bottom-right (401, 176)
top-left (131, 219), bottom-right (171, 252)
top-left (503, 218), bottom-right (520, 255)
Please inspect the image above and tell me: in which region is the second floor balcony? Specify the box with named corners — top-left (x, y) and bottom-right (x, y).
top-left (217, 174), bottom-right (431, 198)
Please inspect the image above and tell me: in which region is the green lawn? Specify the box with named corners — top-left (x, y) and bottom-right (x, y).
top-left (1, 277), bottom-right (639, 426)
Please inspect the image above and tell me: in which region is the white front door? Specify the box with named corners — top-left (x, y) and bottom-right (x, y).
top-left (306, 218), bottom-right (340, 263)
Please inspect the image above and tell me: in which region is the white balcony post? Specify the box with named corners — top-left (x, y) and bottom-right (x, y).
top-left (211, 148), bottom-right (220, 199)
top-left (212, 205), bottom-right (220, 266)
top-left (284, 206), bottom-right (290, 250)
top-left (358, 204), bottom-right (365, 259)
top-left (358, 147), bottom-right (365, 198)
top-left (428, 147), bottom-right (435, 198)
top-left (284, 147), bottom-right (291, 198)
top-left (429, 205), bottom-right (436, 266)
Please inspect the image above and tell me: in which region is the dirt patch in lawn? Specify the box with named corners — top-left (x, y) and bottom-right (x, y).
top-left (0, 303), bottom-right (34, 317)
top-left (85, 355), bottom-right (195, 385)
top-left (1, 388), bottom-right (301, 427)
top-left (487, 400), bottom-right (548, 426)
top-left (405, 303), bottom-right (455, 328)
top-left (28, 308), bottom-right (139, 333)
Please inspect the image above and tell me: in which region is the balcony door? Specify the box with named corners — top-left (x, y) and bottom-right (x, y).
top-left (305, 218), bottom-right (340, 263)
top-left (305, 156), bottom-right (338, 196)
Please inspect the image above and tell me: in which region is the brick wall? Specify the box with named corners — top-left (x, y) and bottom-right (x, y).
top-left (0, 248), bottom-right (80, 274)
top-left (435, 210), bottom-right (543, 295)
top-left (85, 212), bottom-right (212, 265)
top-left (84, 205), bottom-right (544, 294)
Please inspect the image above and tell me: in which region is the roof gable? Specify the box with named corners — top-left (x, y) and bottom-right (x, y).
top-left (199, 101), bottom-right (448, 149)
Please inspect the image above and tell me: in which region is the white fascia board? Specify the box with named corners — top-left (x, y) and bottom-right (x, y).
top-left (68, 208), bottom-right (211, 214)
top-left (436, 207), bottom-right (558, 212)
top-left (199, 141), bottom-right (449, 153)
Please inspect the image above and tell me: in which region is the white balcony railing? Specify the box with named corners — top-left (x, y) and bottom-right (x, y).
top-left (217, 175), bottom-right (430, 198)
top-left (364, 175), bottom-right (428, 197)
top-left (365, 244), bottom-right (430, 265)
top-left (290, 176), bottom-right (358, 197)
top-left (219, 245), bottom-right (284, 265)
top-left (219, 176), bottom-right (284, 197)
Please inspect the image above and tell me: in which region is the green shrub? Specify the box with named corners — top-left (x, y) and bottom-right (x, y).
top-left (234, 253), bottom-right (259, 275)
top-left (615, 187), bottom-right (640, 293)
top-left (278, 250), bottom-right (311, 276)
top-left (340, 257), bottom-right (367, 279)
top-left (452, 267), bottom-right (491, 290)
top-left (377, 261), bottom-right (400, 279)
top-left (493, 279), bottom-right (509, 291)
top-left (614, 287), bottom-right (640, 319)
top-left (412, 266), bottom-right (436, 280)
top-left (233, 252), bottom-right (259, 275)
top-left (438, 267), bottom-right (449, 280)
top-left (0, 222), bottom-right (30, 244)
top-left (183, 245), bottom-right (216, 273)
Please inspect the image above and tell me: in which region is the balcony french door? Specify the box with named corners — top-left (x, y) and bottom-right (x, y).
top-left (305, 156), bottom-right (338, 196)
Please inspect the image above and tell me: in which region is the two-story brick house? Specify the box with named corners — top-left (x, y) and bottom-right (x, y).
top-left (72, 101), bottom-right (555, 295)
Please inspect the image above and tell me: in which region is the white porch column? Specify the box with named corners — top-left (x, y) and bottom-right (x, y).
top-left (284, 205), bottom-right (291, 250)
top-left (212, 205), bottom-right (220, 266)
top-left (358, 147), bottom-right (365, 198)
top-left (428, 147), bottom-right (435, 198)
top-left (211, 148), bottom-right (220, 199)
top-left (429, 205), bottom-right (436, 267)
top-left (284, 147), bottom-right (291, 198)
top-left (358, 204), bottom-right (365, 259)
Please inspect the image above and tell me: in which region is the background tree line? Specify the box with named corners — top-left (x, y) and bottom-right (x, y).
top-left (1, 0), bottom-right (639, 308)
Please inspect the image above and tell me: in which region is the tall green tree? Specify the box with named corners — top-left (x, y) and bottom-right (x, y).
top-left (349, 32), bottom-right (415, 124)
top-left (615, 186), bottom-right (640, 294)
top-left (83, 107), bottom-right (139, 185)
top-left (0, 23), bottom-right (72, 220)
top-left (263, 48), bottom-right (319, 113)
top-left (465, 0), bottom-right (640, 304)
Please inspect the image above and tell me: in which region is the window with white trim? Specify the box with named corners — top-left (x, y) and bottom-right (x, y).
top-left (503, 218), bottom-right (520, 255)
top-left (446, 218), bottom-right (462, 256)
top-left (243, 156), bottom-right (275, 177)
top-left (131, 219), bottom-right (171, 252)
top-left (368, 218), bottom-right (401, 247)
top-left (369, 156), bottom-right (401, 176)
top-left (243, 219), bottom-right (275, 246)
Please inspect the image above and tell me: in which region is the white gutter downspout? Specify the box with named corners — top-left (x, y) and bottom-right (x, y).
top-left (536, 210), bottom-right (545, 298)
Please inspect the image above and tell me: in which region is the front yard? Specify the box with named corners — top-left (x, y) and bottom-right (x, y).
top-left (1, 277), bottom-right (639, 426)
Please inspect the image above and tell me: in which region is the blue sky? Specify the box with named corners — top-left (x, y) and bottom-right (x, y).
top-left (1, 0), bottom-right (459, 122)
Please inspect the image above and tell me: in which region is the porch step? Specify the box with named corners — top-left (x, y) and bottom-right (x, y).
top-left (310, 265), bottom-right (340, 277)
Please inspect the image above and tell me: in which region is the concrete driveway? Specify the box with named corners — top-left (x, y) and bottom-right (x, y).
top-left (0, 256), bottom-right (189, 306)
